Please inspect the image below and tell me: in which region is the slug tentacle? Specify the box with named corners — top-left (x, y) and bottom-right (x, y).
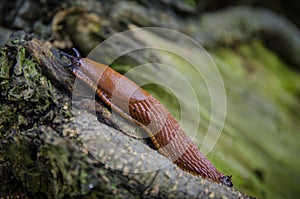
top-left (60, 49), bottom-right (233, 187)
top-left (72, 48), bottom-right (81, 58)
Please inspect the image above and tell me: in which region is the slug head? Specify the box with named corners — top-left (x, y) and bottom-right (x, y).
top-left (59, 48), bottom-right (81, 69)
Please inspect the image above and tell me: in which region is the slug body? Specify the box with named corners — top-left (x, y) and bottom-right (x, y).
top-left (60, 50), bottom-right (232, 187)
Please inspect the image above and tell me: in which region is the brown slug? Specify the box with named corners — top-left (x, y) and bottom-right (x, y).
top-left (59, 49), bottom-right (233, 187)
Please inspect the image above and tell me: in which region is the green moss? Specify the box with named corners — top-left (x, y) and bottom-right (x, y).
top-left (211, 40), bottom-right (300, 199)
top-left (0, 104), bottom-right (15, 135)
top-left (0, 44), bottom-right (56, 132)
top-left (0, 40), bottom-right (66, 197)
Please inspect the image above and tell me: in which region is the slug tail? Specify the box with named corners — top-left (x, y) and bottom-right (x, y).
top-left (219, 175), bottom-right (233, 187)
